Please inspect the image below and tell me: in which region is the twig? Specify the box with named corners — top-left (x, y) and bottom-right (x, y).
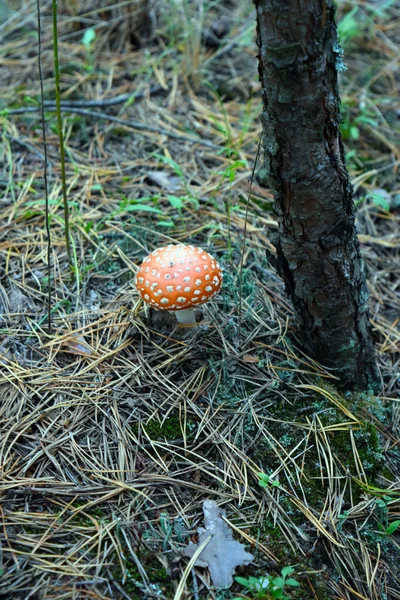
top-left (6, 85), bottom-right (165, 112)
top-left (191, 568), bottom-right (200, 600)
top-left (8, 107), bottom-right (222, 150)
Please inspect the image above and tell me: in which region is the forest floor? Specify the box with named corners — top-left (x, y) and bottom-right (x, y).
top-left (0, 1), bottom-right (399, 599)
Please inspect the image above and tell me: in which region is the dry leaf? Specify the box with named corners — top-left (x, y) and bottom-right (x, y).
top-left (146, 170), bottom-right (181, 191)
top-left (242, 354), bottom-right (260, 363)
top-left (61, 335), bottom-right (95, 357)
top-left (183, 500), bottom-right (253, 588)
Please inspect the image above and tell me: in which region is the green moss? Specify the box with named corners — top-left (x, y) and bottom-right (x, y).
top-left (111, 553), bottom-right (174, 599)
top-left (132, 411), bottom-right (185, 441)
top-left (248, 520), bottom-right (292, 562)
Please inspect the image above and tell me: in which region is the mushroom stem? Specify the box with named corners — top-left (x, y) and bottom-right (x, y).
top-left (174, 308), bottom-right (196, 326)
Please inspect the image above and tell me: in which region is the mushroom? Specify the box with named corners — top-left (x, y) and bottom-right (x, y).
top-left (135, 244), bottom-right (223, 325)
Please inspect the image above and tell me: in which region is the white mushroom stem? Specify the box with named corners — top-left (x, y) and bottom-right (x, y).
top-left (174, 308), bottom-right (196, 326)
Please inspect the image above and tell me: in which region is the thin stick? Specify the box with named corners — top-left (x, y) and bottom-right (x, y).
top-left (52, 0), bottom-right (71, 266)
top-left (36, 0), bottom-right (52, 332)
top-left (7, 85), bottom-right (164, 111)
top-left (7, 106), bottom-right (222, 150)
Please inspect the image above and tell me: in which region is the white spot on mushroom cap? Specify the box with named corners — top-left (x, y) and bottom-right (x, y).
top-left (193, 290), bottom-right (201, 295)
top-left (195, 279), bottom-right (202, 285)
top-left (144, 294), bottom-right (150, 301)
top-left (195, 267), bottom-right (201, 273)
top-left (177, 297), bottom-right (187, 303)
top-left (166, 285), bottom-right (174, 292)
top-left (160, 298), bottom-right (169, 305)
top-left (205, 285), bottom-right (212, 292)
top-left (184, 286), bottom-right (191, 292)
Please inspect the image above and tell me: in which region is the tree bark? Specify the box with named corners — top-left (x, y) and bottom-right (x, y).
top-left (255, 0), bottom-right (379, 390)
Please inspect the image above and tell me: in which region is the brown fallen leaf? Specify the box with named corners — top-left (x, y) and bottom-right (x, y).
top-left (60, 335), bottom-right (95, 357)
top-left (146, 170), bottom-right (181, 191)
top-left (183, 500), bottom-right (253, 589)
top-left (242, 354), bottom-right (260, 363)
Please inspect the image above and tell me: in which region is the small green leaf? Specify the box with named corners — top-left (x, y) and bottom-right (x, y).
top-left (124, 204), bottom-right (162, 213)
top-left (248, 576), bottom-right (263, 586)
top-left (285, 578), bottom-right (300, 586)
top-left (271, 576), bottom-right (285, 588)
top-left (385, 520), bottom-right (400, 535)
top-left (91, 184), bottom-right (103, 191)
top-left (368, 192), bottom-right (390, 212)
top-left (280, 566), bottom-right (295, 577)
top-left (157, 220), bottom-right (175, 227)
top-left (234, 576), bottom-right (251, 588)
top-left (349, 125), bottom-right (359, 140)
top-left (82, 27), bottom-right (96, 48)
top-left (166, 195), bottom-right (184, 209)
top-left (230, 160), bottom-right (246, 169)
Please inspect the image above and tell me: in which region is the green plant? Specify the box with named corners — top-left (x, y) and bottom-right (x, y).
top-left (82, 26), bottom-right (96, 71)
top-left (375, 496), bottom-right (400, 535)
top-left (337, 7), bottom-right (361, 47)
top-left (355, 191), bottom-right (391, 212)
top-left (340, 98), bottom-right (379, 143)
top-left (258, 472), bottom-right (281, 490)
top-left (163, 0), bottom-right (205, 90)
top-left (234, 566), bottom-right (300, 600)
top-left (217, 159), bottom-right (246, 255)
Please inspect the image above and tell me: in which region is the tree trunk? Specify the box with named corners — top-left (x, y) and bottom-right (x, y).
top-left (255, 0), bottom-right (378, 390)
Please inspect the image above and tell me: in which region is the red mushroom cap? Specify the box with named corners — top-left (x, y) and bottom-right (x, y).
top-left (135, 244), bottom-right (223, 310)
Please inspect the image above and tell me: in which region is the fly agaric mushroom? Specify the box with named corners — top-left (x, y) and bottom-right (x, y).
top-left (135, 244), bottom-right (223, 325)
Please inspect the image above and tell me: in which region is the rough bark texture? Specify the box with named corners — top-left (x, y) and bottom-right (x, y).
top-left (255, 0), bottom-right (378, 390)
